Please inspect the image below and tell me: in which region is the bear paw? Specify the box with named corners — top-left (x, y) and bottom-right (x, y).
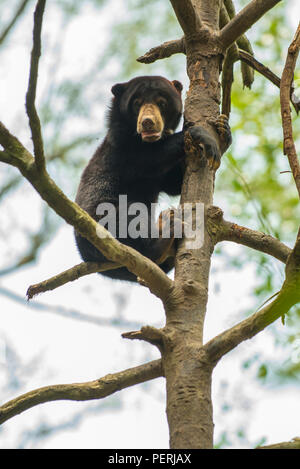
top-left (187, 125), bottom-right (221, 170)
top-left (213, 114), bottom-right (232, 152)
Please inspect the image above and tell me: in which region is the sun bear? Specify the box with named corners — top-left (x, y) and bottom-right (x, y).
top-left (74, 75), bottom-right (230, 281)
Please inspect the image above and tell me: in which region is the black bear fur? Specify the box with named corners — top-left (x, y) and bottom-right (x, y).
top-left (74, 75), bottom-right (224, 281)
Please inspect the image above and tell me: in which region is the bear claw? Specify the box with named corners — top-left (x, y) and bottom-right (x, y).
top-left (213, 114), bottom-right (232, 150)
top-left (187, 125), bottom-right (221, 170)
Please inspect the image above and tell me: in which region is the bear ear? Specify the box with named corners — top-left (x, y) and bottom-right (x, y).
top-left (111, 83), bottom-right (126, 98)
top-left (171, 80), bottom-right (183, 94)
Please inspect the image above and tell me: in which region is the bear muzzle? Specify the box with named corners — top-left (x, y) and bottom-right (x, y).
top-left (137, 103), bottom-right (164, 142)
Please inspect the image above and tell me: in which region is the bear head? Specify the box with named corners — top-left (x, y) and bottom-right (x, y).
top-left (111, 76), bottom-right (183, 142)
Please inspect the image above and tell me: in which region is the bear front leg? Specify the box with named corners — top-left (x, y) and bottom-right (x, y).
top-left (141, 131), bottom-right (185, 178)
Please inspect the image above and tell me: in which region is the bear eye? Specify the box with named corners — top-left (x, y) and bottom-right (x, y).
top-left (156, 97), bottom-right (167, 109)
top-left (132, 98), bottom-right (142, 111)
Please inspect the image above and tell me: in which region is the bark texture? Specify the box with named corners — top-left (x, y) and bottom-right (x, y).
top-left (162, 0), bottom-right (222, 449)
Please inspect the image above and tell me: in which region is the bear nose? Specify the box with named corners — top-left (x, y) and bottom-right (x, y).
top-left (141, 117), bottom-right (155, 131)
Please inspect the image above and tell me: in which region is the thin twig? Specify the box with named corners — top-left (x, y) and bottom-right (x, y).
top-left (25, 0), bottom-right (46, 171)
top-left (239, 49), bottom-right (300, 113)
top-left (280, 23), bottom-right (300, 198)
top-left (0, 0), bottom-right (31, 46)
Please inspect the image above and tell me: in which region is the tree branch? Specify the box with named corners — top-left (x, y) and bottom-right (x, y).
top-left (239, 49), bottom-right (280, 88)
top-left (168, 0), bottom-right (202, 35)
top-left (223, 0), bottom-right (255, 58)
top-left (122, 326), bottom-right (165, 351)
top-left (280, 23), bottom-right (300, 198)
top-left (137, 37), bottom-right (185, 64)
top-left (0, 122), bottom-right (174, 302)
top-left (25, 0), bottom-right (46, 171)
top-left (258, 437), bottom-right (300, 449)
top-left (25, 206), bottom-right (291, 299)
top-left (220, 1), bottom-right (254, 90)
top-left (0, 0), bottom-right (31, 46)
top-left (239, 49), bottom-right (300, 113)
top-left (26, 260), bottom-right (121, 299)
top-left (0, 359), bottom-right (163, 425)
top-left (218, 0), bottom-right (282, 51)
top-left (137, 36), bottom-right (300, 114)
top-left (207, 206), bottom-right (291, 264)
top-left (221, 44), bottom-right (236, 116)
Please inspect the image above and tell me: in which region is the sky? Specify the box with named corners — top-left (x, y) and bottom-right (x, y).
top-left (0, 0), bottom-right (299, 449)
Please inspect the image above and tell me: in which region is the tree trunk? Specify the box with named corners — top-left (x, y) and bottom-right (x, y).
top-left (162, 0), bottom-right (222, 449)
